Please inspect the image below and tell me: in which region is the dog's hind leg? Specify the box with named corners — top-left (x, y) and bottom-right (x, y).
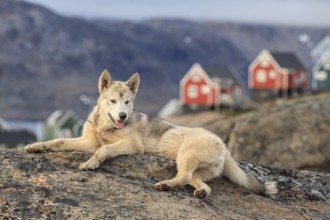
top-left (154, 148), bottom-right (222, 198)
top-left (154, 154), bottom-right (198, 191)
top-left (189, 168), bottom-right (217, 198)
top-left (25, 137), bottom-right (99, 153)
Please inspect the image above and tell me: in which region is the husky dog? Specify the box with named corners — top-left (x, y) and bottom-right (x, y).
top-left (25, 70), bottom-right (277, 198)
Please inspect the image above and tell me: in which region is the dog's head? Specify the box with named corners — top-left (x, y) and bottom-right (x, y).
top-left (97, 70), bottom-right (140, 129)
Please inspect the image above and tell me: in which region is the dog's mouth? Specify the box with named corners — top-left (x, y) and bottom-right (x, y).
top-left (115, 120), bottom-right (125, 129)
top-left (108, 113), bottom-right (125, 129)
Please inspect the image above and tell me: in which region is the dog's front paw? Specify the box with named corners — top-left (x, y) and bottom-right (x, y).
top-left (25, 143), bottom-right (44, 153)
top-left (79, 159), bottom-right (100, 171)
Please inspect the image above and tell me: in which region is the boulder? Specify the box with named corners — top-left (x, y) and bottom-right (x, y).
top-left (176, 94), bottom-right (330, 171)
top-left (1, 150), bottom-right (329, 219)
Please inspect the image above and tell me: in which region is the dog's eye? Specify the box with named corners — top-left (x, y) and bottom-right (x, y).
top-left (125, 101), bottom-right (130, 105)
top-left (110, 99), bottom-right (116, 104)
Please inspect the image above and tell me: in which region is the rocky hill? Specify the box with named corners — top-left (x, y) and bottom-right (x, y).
top-left (0, 0), bottom-right (329, 120)
top-left (0, 0), bottom-right (328, 120)
top-left (0, 0), bottom-right (247, 119)
top-left (1, 150), bottom-right (329, 219)
top-left (169, 93), bottom-right (330, 172)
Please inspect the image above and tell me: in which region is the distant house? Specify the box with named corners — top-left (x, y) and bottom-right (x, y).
top-left (249, 49), bottom-right (307, 100)
top-left (43, 110), bottom-right (84, 140)
top-left (180, 63), bottom-right (220, 109)
top-left (203, 66), bottom-right (244, 107)
top-left (180, 63), bottom-right (244, 111)
top-left (3, 110), bottom-right (84, 142)
top-left (312, 52), bottom-right (330, 91)
top-left (311, 36), bottom-right (330, 62)
top-left (158, 99), bottom-right (181, 118)
top-left (310, 36), bottom-right (330, 92)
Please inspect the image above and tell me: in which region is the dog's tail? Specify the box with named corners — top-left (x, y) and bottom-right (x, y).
top-left (223, 152), bottom-right (278, 195)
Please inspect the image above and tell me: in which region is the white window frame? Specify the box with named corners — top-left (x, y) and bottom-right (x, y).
top-left (187, 85), bottom-right (198, 98)
top-left (269, 70), bottom-right (276, 79)
top-left (322, 56), bottom-right (330, 70)
top-left (256, 70), bottom-right (267, 83)
top-left (315, 71), bottom-right (328, 81)
top-left (201, 85), bottom-right (210, 94)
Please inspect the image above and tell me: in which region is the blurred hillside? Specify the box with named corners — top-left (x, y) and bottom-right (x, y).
top-left (0, 0), bottom-right (329, 120)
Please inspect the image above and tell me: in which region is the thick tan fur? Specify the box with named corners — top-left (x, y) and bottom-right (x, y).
top-left (25, 70), bottom-right (278, 198)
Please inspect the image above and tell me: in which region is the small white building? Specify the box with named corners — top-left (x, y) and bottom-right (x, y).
top-left (158, 99), bottom-right (181, 118)
top-left (0, 118), bottom-right (9, 131)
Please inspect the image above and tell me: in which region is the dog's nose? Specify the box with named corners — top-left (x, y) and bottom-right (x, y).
top-left (119, 112), bottom-right (127, 121)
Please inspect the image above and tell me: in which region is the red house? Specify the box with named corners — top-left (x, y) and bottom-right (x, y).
top-left (249, 50), bottom-right (307, 99)
top-left (204, 66), bottom-right (244, 107)
top-left (180, 63), bottom-right (220, 109)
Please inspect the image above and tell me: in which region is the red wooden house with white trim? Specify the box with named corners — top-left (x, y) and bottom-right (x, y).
top-left (180, 63), bottom-right (220, 109)
top-left (249, 50), bottom-right (307, 99)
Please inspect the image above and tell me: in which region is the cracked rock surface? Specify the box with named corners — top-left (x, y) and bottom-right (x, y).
top-left (1, 150), bottom-right (329, 219)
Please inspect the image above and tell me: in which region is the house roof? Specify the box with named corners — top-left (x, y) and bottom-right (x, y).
top-left (204, 66), bottom-right (242, 86)
top-left (311, 36), bottom-right (330, 61)
top-left (180, 63), bottom-right (214, 87)
top-left (313, 52), bottom-right (330, 71)
top-left (269, 51), bottom-right (306, 70)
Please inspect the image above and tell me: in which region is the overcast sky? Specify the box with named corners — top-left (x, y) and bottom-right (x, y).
top-left (25, 0), bottom-right (330, 27)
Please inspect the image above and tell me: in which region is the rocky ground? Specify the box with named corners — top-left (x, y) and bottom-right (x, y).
top-left (1, 150), bottom-right (329, 219)
top-left (170, 94), bottom-right (330, 172)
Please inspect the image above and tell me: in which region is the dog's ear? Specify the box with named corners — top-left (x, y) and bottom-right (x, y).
top-left (98, 69), bottom-right (112, 93)
top-left (126, 73), bottom-right (140, 95)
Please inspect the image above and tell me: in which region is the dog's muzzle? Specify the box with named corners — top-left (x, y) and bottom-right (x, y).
top-left (108, 113), bottom-right (125, 129)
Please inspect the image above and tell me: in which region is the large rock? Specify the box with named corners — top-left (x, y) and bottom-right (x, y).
top-left (1, 149), bottom-right (329, 219)
top-left (174, 94), bottom-right (330, 171)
